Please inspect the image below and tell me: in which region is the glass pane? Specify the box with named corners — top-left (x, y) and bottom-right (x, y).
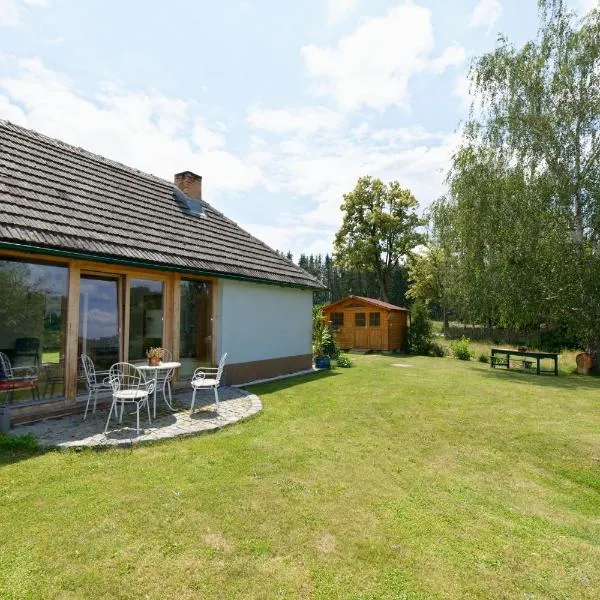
top-left (179, 280), bottom-right (212, 378)
top-left (0, 258), bottom-right (68, 403)
top-left (78, 276), bottom-right (120, 385)
top-left (128, 279), bottom-right (164, 362)
top-left (355, 313), bottom-right (366, 328)
top-left (369, 312), bottom-right (381, 327)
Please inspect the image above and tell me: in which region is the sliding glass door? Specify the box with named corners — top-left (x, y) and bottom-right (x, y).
top-left (128, 278), bottom-right (164, 362)
top-left (79, 275), bottom-right (120, 372)
top-left (179, 279), bottom-right (212, 377)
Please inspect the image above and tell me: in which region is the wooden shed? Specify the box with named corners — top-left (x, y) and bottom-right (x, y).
top-left (322, 296), bottom-right (409, 352)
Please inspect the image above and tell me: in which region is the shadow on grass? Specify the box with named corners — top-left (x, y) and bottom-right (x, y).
top-left (0, 432), bottom-right (48, 467)
top-left (244, 368), bottom-right (340, 395)
top-left (476, 365), bottom-right (600, 390)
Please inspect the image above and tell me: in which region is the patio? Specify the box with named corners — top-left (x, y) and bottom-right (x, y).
top-left (10, 386), bottom-right (262, 449)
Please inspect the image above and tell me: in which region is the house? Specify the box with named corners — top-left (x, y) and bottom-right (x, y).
top-left (322, 296), bottom-right (409, 352)
top-left (0, 120), bottom-right (323, 424)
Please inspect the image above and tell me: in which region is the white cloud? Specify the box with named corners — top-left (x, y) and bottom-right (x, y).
top-left (469, 0), bottom-right (502, 33)
top-left (247, 105), bottom-right (344, 134)
top-left (0, 58), bottom-right (262, 196)
top-left (429, 45), bottom-right (466, 74)
top-left (301, 3), bottom-right (465, 111)
top-left (327, 0), bottom-right (358, 24)
top-left (0, 0), bottom-right (46, 26)
top-left (578, 0), bottom-right (598, 13)
top-left (242, 119), bottom-right (460, 254)
top-left (453, 73), bottom-right (471, 108)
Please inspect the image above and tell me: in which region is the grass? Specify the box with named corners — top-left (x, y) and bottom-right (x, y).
top-left (2, 356), bottom-right (600, 599)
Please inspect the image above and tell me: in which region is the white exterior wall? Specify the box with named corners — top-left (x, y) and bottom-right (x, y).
top-left (217, 279), bottom-right (313, 365)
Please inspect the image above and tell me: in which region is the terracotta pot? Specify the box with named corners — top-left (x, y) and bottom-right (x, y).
top-left (148, 357), bottom-right (161, 367)
top-left (576, 352), bottom-right (593, 375)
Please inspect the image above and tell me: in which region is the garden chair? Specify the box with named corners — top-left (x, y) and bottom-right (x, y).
top-left (0, 351), bottom-right (39, 403)
top-left (81, 354), bottom-right (112, 419)
top-left (190, 353), bottom-right (227, 415)
top-left (104, 363), bottom-right (154, 436)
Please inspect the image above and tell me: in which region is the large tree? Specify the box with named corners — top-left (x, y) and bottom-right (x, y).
top-left (334, 176), bottom-right (424, 303)
top-left (435, 0), bottom-right (600, 358)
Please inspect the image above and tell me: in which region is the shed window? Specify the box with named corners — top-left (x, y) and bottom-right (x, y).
top-left (355, 313), bottom-right (366, 327)
top-left (331, 312), bottom-right (344, 328)
top-left (369, 312), bottom-right (381, 327)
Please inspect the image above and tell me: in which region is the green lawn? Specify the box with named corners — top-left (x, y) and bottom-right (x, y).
top-left (2, 355), bottom-right (600, 599)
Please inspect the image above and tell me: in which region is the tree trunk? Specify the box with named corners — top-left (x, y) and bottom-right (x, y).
top-left (443, 305), bottom-right (449, 333)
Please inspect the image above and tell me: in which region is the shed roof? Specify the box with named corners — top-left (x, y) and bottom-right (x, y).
top-left (322, 295), bottom-right (409, 312)
top-left (0, 120), bottom-right (323, 289)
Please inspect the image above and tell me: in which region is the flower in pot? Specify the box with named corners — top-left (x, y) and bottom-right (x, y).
top-left (146, 347), bottom-right (165, 366)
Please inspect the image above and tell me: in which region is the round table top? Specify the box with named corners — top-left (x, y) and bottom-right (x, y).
top-left (135, 361), bottom-right (181, 370)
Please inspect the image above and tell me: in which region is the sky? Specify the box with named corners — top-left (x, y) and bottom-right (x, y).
top-left (1, 0), bottom-right (597, 259)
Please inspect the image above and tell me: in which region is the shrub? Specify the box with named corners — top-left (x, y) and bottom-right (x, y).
top-left (450, 336), bottom-right (472, 361)
top-left (0, 432), bottom-right (40, 451)
top-left (312, 305), bottom-right (340, 359)
top-left (336, 354), bottom-right (353, 368)
top-left (478, 352), bottom-right (490, 363)
top-left (428, 342), bottom-right (447, 357)
top-left (409, 300), bottom-right (434, 355)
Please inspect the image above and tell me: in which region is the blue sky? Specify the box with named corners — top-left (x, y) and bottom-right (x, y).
top-left (1, 0), bottom-right (596, 257)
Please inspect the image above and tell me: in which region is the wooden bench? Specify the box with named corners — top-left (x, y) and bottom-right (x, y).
top-left (490, 348), bottom-right (559, 376)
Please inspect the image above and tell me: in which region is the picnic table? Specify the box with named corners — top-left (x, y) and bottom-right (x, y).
top-left (490, 348), bottom-right (558, 376)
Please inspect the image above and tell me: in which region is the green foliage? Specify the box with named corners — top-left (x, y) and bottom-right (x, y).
top-left (432, 0), bottom-right (600, 358)
top-left (0, 432), bottom-right (40, 451)
top-left (312, 305), bottom-right (340, 359)
top-left (408, 300), bottom-right (434, 355)
top-left (335, 354), bottom-right (353, 368)
top-left (428, 342), bottom-right (447, 358)
top-left (478, 352), bottom-right (490, 364)
top-left (296, 252), bottom-right (410, 308)
top-left (450, 337), bottom-right (472, 361)
top-left (334, 176), bottom-right (425, 302)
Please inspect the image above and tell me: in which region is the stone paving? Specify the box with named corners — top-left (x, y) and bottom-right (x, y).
top-left (10, 386), bottom-right (262, 449)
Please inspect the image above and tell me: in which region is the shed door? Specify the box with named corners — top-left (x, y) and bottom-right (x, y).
top-left (367, 312), bottom-right (383, 349)
top-left (353, 312), bottom-right (368, 347)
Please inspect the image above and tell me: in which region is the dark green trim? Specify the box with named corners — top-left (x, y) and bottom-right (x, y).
top-left (0, 241), bottom-right (325, 291)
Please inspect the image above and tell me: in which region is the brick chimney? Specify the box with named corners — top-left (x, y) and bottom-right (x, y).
top-left (174, 171), bottom-right (202, 200)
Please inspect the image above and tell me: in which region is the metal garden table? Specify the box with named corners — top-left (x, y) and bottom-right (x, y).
top-left (136, 361), bottom-right (181, 417)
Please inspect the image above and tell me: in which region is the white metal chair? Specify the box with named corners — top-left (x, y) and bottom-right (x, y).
top-left (81, 354), bottom-right (112, 419)
top-left (190, 353), bottom-right (227, 415)
top-left (105, 362), bottom-right (154, 436)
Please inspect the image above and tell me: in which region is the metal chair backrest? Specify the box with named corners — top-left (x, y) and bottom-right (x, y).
top-left (215, 352), bottom-right (228, 384)
top-left (108, 362), bottom-right (145, 394)
top-left (80, 354), bottom-right (98, 389)
top-left (157, 348), bottom-right (172, 362)
top-left (0, 352), bottom-right (13, 379)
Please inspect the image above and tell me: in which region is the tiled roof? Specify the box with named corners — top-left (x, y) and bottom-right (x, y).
top-left (0, 120), bottom-right (323, 289)
top-left (323, 295), bottom-right (409, 312)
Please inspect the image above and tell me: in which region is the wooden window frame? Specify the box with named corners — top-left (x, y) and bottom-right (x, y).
top-left (369, 312), bottom-right (381, 327)
top-left (355, 312), bottom-right (366, 328)
top-left (331, 312), bottom-right (344, 328)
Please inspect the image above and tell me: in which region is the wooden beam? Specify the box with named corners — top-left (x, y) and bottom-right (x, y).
top-left (172, 274), bottom-right (181, 362)
top-left (64, 264), bottom-right (80, 403)
top-left (211, 279), bottom-right (220, 367)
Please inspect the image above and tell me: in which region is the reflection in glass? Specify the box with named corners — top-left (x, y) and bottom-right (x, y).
top-left (0, 259), bottom-right (68, 403)
top-left (79, 276), bottom-right (120, 380)
top-left (128, 279), bottom-right (164, 361)
top-left (179, 280), bottom-right (212, 377)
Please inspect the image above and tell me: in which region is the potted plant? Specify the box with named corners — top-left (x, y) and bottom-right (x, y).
top-left (312, 306), bottom-right (340, 369)
top-left (146, 346), bottom-right (164, 367)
